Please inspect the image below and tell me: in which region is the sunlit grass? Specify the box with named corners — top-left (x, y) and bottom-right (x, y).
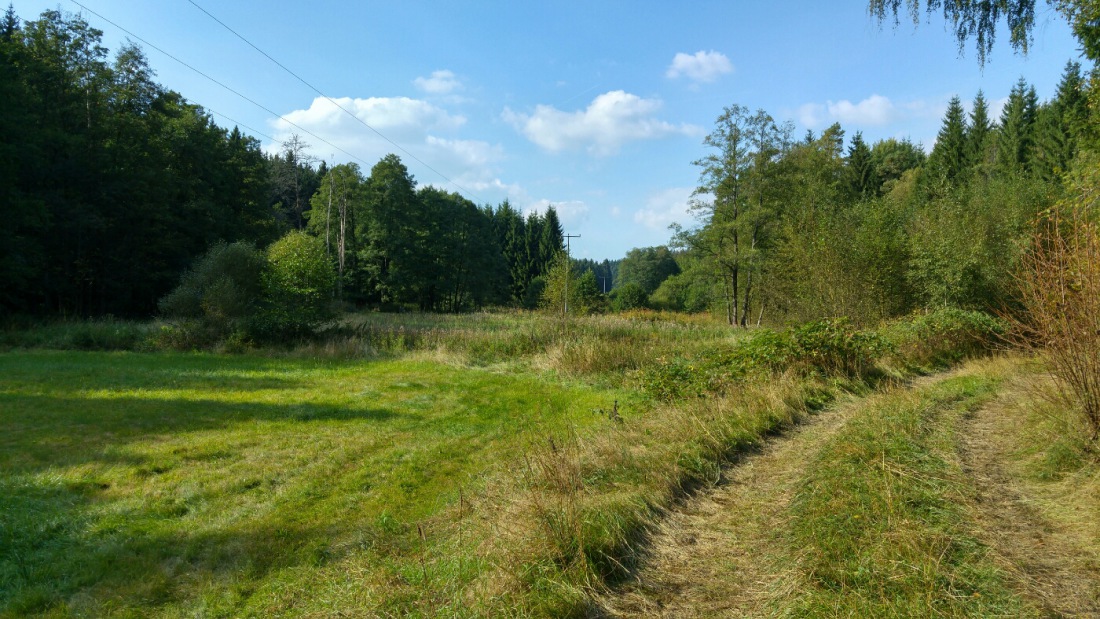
top-left (0, 350), bottom-right (629, 617)
top-left (0, 310), bottom-right (1006, 616)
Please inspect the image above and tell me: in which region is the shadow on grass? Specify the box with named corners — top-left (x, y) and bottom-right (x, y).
top-left (0, 350), bottom-right (333, 396)
top-left (0, 483), bottom-right (407, 616)
top-left (1, 392), bottom-right (400, 474)
top-left (0, 393), bottom-right (409, 615)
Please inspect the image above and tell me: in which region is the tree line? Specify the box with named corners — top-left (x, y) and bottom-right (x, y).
top-left (0, 7), bottom-right (565, 318)
top-left (621, 61), bottom-right (1093, 326)
top-left (4, 5), bottom-right (1097, 332)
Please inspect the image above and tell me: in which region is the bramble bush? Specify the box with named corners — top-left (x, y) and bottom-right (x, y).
top-left (882, 307), bottom-right (1007, 367)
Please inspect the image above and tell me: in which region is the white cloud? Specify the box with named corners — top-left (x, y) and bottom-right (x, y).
top-left (270, 96), bottom-right (498, 191)
top-left (796, 94), bottom-right (945, 131)
top-left (413, 70), bottom-right (462, 95)
top-left (502, 90), bottom-right (701, 156)
top-left (666, 50), bottom-right (734, 83)
top-left (827, 94), bottom-right (896, 125)
top-left (633, 187), bottom-right (696, 230)
top-left (524, 199), bottom-right (590, 227)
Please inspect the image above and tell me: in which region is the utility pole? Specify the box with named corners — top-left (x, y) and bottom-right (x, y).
top-left (563, 233), bottom-right (580, 315)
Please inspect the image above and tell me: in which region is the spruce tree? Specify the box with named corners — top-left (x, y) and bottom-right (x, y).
top-left (967, 90), bottom-right (994, 173)
top-left (926, 96), bottom-right (969, 186)
top-left (1032, 61), bottom-right (1087, 181)
top-left (844, 131), bottom-right (876, 199)
top-left (996, 77), bottom-right (1039, 175)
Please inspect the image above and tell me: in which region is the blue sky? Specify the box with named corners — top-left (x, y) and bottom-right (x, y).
top-left (11, 1), bottom-right (1084, 260)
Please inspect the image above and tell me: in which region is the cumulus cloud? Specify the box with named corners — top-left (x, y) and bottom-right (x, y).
top-left (524, 199), bottom-right (590, 227)
top-left (270, 96), bottom-right (498, 190)
top-left (503, 90), bottom-right (701, 156)
top-left (666, 50), bottom-right (734, 83)
top-left (797, 94), bottom-right (946, 131)
top-left (633, 187), bottom-right (697, 230)
top-left (413, 70), bottom-right (462, 95)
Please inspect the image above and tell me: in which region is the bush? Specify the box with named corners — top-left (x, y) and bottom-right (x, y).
top-left (158, 241), bottom-right (265, 344)
top-left (610, 282), bottom-right (648, 312)
top-left (252, 231), bottom-right (337, 340)
top-left (884, 308), bottom-right (1006, 367)
top-left (1012, 196), bottom-right (1100, 442)
top-left (788, 318), bottom-right (891, 377)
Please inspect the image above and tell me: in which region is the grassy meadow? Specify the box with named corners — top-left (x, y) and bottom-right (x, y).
top-left (0, 309), bottom-right (1007, 616)
top-left (0, 348), bottom-right (637, 616)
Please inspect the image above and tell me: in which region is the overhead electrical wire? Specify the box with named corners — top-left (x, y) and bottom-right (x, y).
top-left (68, 0), bottom-right (376, 170)
top-left (185, 0), bottom-right (480, 199)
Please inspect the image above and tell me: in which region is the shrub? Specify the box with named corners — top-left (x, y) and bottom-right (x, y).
top-left (788, 318), bottom-right (890, 377)
top-left (158, 241), bottom-right (265, 344)
top-left (252, 231), bottom-right (337, 340)
top-left (885, 308), bottom-right (1006, 367)
top-left (610, 282), bottom-right (648, 312)
top-left (1012, 198), bottom-right (1100, 442)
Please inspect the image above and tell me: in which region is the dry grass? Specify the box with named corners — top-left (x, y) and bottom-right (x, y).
top-left (960, 358), bottom-right (1100, 615)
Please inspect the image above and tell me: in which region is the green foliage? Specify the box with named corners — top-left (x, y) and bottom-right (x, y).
top-left (0, 8), bottom-right (278, 317)
top-left (610, 282), bottom-right (648, 312)
top-left (254, 231), bottom-right (336, 339)
top-left (159, 242), bottom-right (265, 321)
top-left (925, 95), bottom-right (970, 187)
top-left (540, 253), bottom-right (603, 315)
top-left (649, 260), bottom-right (715, 314)
top-left (869, 0), bottom-right (1038, 65)
top-left (640, 318), bottom-right (892, 401)
top-left (870, 137), bottom-right (926, 195)
top-left (686, 104), bottom-right (794, 326)
top-left (882, 307), bottom-right (1008, 367)
top-left (617, 246), bottom-right (680, 295)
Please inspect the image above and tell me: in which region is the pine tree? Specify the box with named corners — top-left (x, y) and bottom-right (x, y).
top-left (1032, 61), bottom-right (1087, 181)
top-left (996, 77), bottom-right (1039, 175)
top-left (539, 206), bottom-right (564, 272)
top-left (926, 96), bottom-right (969, 186)
top-left (844, 131), bottom-right (875, 199)
top-left (967, 90), bottom-right (994, 173)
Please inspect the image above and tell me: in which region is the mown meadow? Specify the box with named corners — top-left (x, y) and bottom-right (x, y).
top-left (0, 309), bottom-right (1003, 617)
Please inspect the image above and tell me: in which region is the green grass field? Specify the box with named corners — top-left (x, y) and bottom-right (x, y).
top-left (0, 349), bottom-right (632, 617)
top-left (0, 309), bottom-right (1009, 617)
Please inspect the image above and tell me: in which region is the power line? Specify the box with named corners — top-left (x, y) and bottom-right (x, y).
top-left (67, 0), bottom-right (374, 169)
top-left (186, 0), bottom-right (480, 199)
top-left (207, 111), bottom-right (276, 142)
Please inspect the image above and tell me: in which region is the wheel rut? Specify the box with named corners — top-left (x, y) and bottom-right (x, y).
top-left (958, 390), bottom-right (1100, 617)
top-left (595, 389), bottom-right (869, 618)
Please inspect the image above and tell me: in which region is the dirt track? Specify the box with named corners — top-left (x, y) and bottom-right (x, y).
top-left (958, 389), bottom-right (1100, 617)
top-left (596, 392), bottom-right (865, 617)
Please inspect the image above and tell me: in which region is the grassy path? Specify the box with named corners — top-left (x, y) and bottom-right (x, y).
top-left (597, 361), bottom-right (1072, 617)
top-left (596, 390), bottom-right (866, 617)
top-left (958, 367), bottom-right (1100, 616)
